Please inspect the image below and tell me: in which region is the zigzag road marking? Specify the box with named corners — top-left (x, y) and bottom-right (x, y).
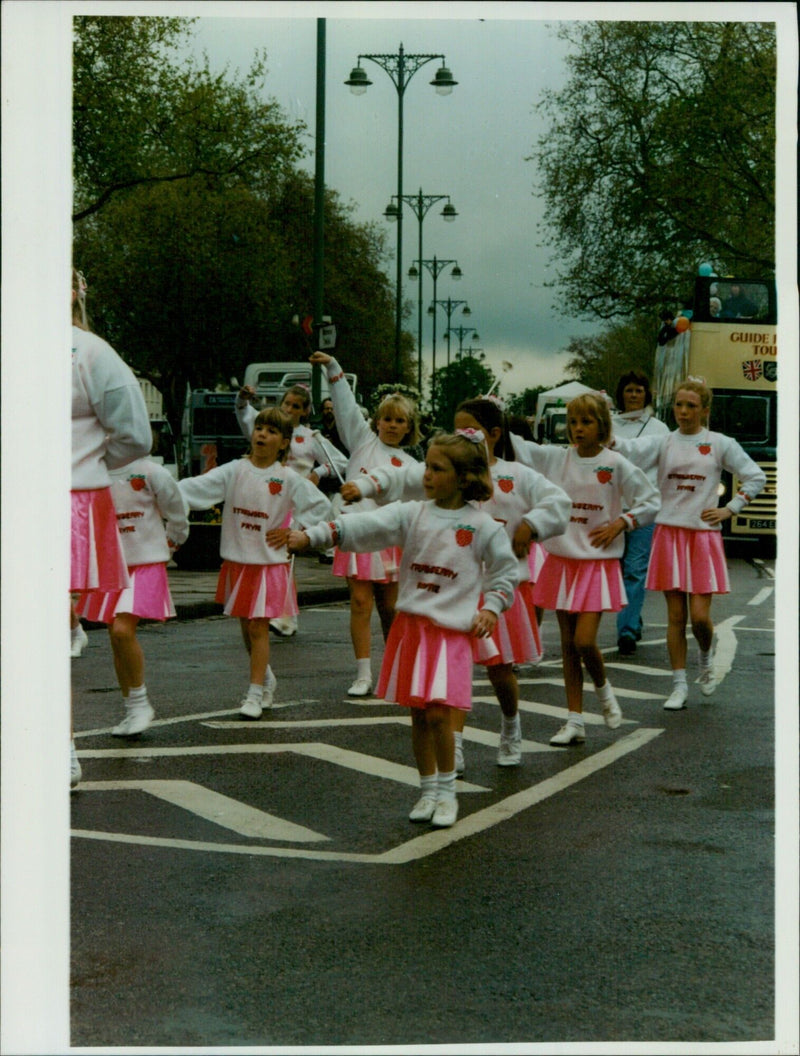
top-left (72, 728), bottom-right (664, 863)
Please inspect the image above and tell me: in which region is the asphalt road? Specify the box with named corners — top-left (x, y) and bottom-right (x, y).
top-left (69, 553), bottom-right (784, 1050)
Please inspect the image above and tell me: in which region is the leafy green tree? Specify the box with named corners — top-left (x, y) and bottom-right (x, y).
top-left (74, 16), bottom-right (304, 221)
top-left (431, 354), bottom-right (495, 431)
top-left (561, 314), bottom-right (662, 397)
top-left (532, 21), bottom-right (776, 319)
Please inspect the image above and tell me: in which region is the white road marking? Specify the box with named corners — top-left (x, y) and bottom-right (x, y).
top-left (73, 741), bottom-right (490, 793)
top-left (748, 586), bottom-right (774, 606)
top-left (72, 729), bottom-right (664, 863)
top-left (699, 614), bottom-right (743, 685)
top-left (472, 696), bottom-right (638, 728)
top-left (79, 780), bottom-right (329, 842)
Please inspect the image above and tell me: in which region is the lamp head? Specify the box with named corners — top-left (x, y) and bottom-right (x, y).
top-left (450, 265), bottom-right (462, 281)
top-left (408, 264), bottom-right (419, 279)
top-left (462, 305), bottom-right (472, 317)
top-left (441, 202), bottom-right (457, 222)
top-left (345, 65), bottom-right (371, 95)
top-left (431, 65), bottom-right (457, 95)
top-left (383, 202), bottom-right (399, 222)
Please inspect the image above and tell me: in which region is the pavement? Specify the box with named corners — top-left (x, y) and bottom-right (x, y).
top-left (167, 552), bottom-right (348, 620)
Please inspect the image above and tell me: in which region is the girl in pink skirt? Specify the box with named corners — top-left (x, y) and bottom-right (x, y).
top-left (510, 394), bottom-right (660, 746)
top-left (309, 350), bottom-right (422, 699)
top-left (289, 430), bottom-right (518, 829)
top-left (77, 458), bottom-right (188, 736)
top-left (610, 378), bottom-right (766, 710)
top-left (71, 269), bottom-right (152, 782)
top-left (179, 407), bottom-right (332, 719)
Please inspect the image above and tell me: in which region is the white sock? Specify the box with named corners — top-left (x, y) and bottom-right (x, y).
top-left (129, 685), bottom-right (148, 704)
top-left (454, 731), bottom-right (464, 749)
top-left (70, 623), bottom-right (83, 642)
top-left (699, 649), bottom-right (713, 670)
top-left (247, 683), bottom-right (263, 702)
top-left (673, 669), bottom-right (688, 688)
top-left (437, 770), bottom-right (457, 802)
top-left (567, 711), bottom-right (584, 726)
top-left (420, 773), bottom-right (438, 797)
top-left (264, 666), bottom-right (276, 687)
top-left (596, 681), bottom-right (613, 702)
top-left (356, 658), bottom-right (372, 681)
top-left (501, 713), bottom-right (520, 737)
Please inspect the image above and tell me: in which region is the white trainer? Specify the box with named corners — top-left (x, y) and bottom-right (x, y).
top-left (347, 677), bottom-right (373, 698)
top-left (497, 732), bottom-right (522, 766)
top-left (697, 668), bottom-right (717, 697)
top-left (238, 696), bottom-right (263, 720)
top-left (112, 698), bottom-right (155, 737)
top-left (408, 795), bottom-right (437, 822)
top-left (601, 689), bottom-right (623, 729)
top-left (70, 741), bottom-right (82, 789)
top-left (431, 798), bottom-right (459, 828)
top-left (663, 685), bottom-right (688, 710)
top-left (70, 624), bottom-right (89, 659)
top-left (269, 616), bottom-right (297, 638)
top-left (263, 667), bottom-right (277, 709)
top-left (549, 721), bottom-right (586, 747)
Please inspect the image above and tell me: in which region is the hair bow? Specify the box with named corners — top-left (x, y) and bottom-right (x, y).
top-left (686, 374), bottom-right (707, 385)
top-left (456, 427), bottom-right (485, 445)
top-left (481, 393), bottom-right (506, 412)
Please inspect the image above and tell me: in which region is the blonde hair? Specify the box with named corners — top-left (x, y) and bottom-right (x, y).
top-left (429, 431), bottom-right (493, 502)
top-left (371, 393), bottom-right (421, 447)
top-left (72, 268), bottom-right (89, 329)
top-left (674, 378), bottom-right (712, 422)
top-left (565, 393), bottom-right (612, 445)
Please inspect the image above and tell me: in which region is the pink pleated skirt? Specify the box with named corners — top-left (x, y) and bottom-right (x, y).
top-left (528, 541), bottom-right (547, 584)
top-left (377, 612), bottom-right (474, 712)
top-left (70, 489), bottom-right (130, 593)
top-left (332, 545), bottom-right (401, 583)
top-left (77, 562), bottom-right (175, 623)
top-left (215, 561), bottom-right (298, 619)
top-left (533, 554), bottom-right (627, 613)
top-left (646, 524), bottom-right (730, 594)
top-left (473, 582), bottom-right (542, 666)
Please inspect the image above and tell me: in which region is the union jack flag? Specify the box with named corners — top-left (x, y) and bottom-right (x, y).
top-left (742, 360), bottom-right (762, 382)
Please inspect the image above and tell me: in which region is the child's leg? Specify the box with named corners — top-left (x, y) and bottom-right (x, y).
top-left (408, 708), bottom-right (439, 821)
top-left (573, 612), bottom-right (622, 728)
top-left (430, 703), bottom-right (459, 828)
top-left (488, 663), bottom-right (523, 765)
top-left (246, 618), bottom-right (270, 686)
top-left (690, 592), bottom-right (717, 696)
top-left (346, 578), bottom-right (375, 694)
top-left (108, 613), bottom-right (144, 696)
top-left (663, 591), bottom-right (690, 709)
top-left (373, 581), bottom-right (398, 642)
top-left (551, 612), bottom-right (586, 745)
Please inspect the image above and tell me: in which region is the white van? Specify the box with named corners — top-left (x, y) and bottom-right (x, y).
top-left (242, 361), bottom-right (358, 410)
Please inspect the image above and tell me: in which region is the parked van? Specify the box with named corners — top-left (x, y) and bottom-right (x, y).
top-left (242, 361), bottom-right (358, 410)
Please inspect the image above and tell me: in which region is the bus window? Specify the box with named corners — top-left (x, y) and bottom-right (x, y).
top-left (693, 277), bottom-right (775, 324)
top-left (711, 393), bottom-right (772, 446)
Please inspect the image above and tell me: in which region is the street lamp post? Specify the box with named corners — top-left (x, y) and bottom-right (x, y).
top-left (431, 297), bottom-right (471, 368)
top-left (346, 45), bottom-right (457, 376)
top-left (413, 257), bottom-right (461, 414)
top-left (447, 325), bottom-right (480, 359)
top-left (386, 189), bottom-right (457, 393)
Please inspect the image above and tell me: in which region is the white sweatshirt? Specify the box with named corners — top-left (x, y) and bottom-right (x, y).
top-left (71, 326), bottom-right (152, 489)
top-left (323, 357), bottom-right (420, 516)
top-left (611, 407), bottom-right (669, 490)
top-left (179, 457), bottom-right (332, 565)
top-left (304, 500), bottom-right (518, 632)
top-left (611, 429), bottom-right (766, 531)
top-left (347, 456), bottom-right (571, 582)
top-left (109, 458), bottom-right (189, 565)
top-left (510, 438), bottom-right (660, 560)
top-left (235, 401), bottom-right (347, 482)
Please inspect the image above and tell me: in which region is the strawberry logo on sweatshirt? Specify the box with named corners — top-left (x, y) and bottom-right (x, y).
top-left (497, 476), bottom-right (514, 493)
top-left (455, 524), bottom-right (476, 547)
top-left (129, 475), bottom-right (146, 491)
top-left (697, 443), bottom-right (711, 455)
top-left (596, 466), bottom-right (614, 484)
top-left (391, 456), bottom-right (403, 467)
top-left (268, 478), bottom-right (283, 495)
top-left (295, 435), bottom-right (306, 444)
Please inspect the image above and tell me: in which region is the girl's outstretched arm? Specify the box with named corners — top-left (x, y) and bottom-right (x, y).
top-left (309, 352), bottom-right (370, 454)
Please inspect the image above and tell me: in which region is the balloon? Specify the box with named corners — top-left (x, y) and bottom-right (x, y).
top-left (675, 315), bottom-right (691, 333)
top-left (682, 309), bottom-right (693, 320)
top-left (698, 262), bottom-right (713, 276)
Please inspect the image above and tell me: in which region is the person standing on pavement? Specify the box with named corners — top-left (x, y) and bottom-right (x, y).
top-left (510, 393), bottom-right (660, 747)
top-left (235, 382), bottom-right (347, 635)
top-left (309, 350), bottom-right (422, 699)
top-left (288, 429), bottom-right (518, 828)
top-left (611, 371), bottom-right (669, 655)
top-left (179, 407), bottom-right (332, 719)
top-left (75, 455), bottom-right (189, 737)
top-left (70, 268), bottom-right (153, 786)
top-left (609, 378), bottom-right (766, 711)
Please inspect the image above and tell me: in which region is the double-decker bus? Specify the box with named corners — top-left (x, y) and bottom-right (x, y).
top-left (653, 274), bottom-right (777, 545)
